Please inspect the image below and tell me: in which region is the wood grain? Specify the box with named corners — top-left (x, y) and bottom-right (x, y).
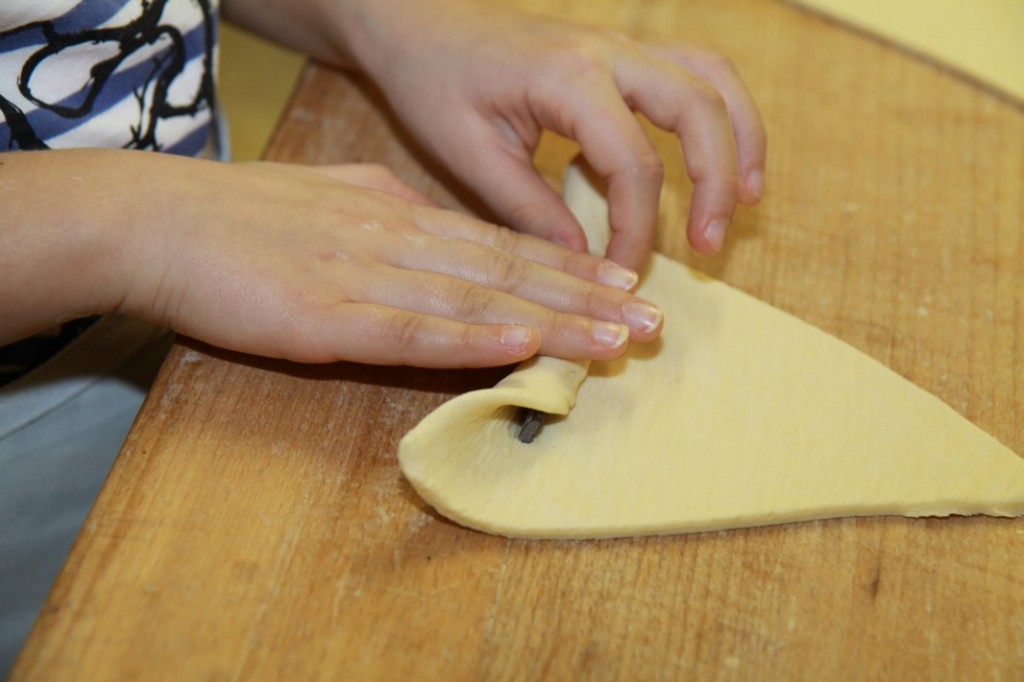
top-left (12, 0), bottom-right (1024, 679)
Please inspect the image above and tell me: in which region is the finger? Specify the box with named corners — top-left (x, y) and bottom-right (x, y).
top-left (613, 53), bottom-right (740, 255)
top-left (647, 44), bottom-right (767, 204)
top-left (348, 266), bottom-right (639, 360)
top-left (445, 116), bottom-right (592, 253)
top-left (528, 76), bottom-right (665, 270)
top-left (380, 238), bottom-right (662, 341)
top-left (410, 206), bottom-right (641, 292)
top-left (297, 303), bottom-right (541, 367)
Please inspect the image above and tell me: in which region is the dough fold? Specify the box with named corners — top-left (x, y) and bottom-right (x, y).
top-left (398, 167), bottom-right (1024, 539)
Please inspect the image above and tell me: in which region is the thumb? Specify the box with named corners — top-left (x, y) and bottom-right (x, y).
top-left (449, 124), bottom-right (591, 253)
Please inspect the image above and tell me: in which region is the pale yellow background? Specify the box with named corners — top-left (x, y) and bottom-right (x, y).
top-left (219, 23), bottom-right (304, 161)
top-left (791, 0), bottom-right (1023, 102)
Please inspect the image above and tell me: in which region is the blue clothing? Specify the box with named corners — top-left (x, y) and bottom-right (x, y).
top-left (0, 319), bottom-right (172, 675)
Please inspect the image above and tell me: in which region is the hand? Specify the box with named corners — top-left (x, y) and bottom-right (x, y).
top-left (99, 154), bottom-right (662, 367)
top-left (341, 0), bottom-right (767, 270)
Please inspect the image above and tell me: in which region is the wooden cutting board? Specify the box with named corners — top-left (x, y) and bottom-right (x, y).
top-left (12, 0), bottom-right (1023, 679)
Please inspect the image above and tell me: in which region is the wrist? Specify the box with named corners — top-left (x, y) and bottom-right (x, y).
top-left (329, 0), bottom-right (403, 80)
top-left (330, 0), bottom-right (454, 84)
top-left (0, 150), bottom-right (140, 342)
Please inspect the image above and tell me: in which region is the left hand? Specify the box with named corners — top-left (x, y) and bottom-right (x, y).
top-left (340, 0), bottom-right (767, 270)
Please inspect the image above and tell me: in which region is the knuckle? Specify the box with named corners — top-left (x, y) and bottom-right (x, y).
top-left (583, 280), bottom-right (625, 320)
top-left (630, 149), bottom-right (665, 184)
top-left (277, 307), bottom-right (330, 362)
top-left (491, 224), bottom-right (524, 253)
top-left (700, 50), bottom-right (737, 75)
top-left (385, 312), bottom-right (428, 357)
top-left (486, 249), bottom-right (530, 290)
top-left (582, 283), bottom-right (608, 318)
top-left (454, 284), bottom-right (499, 321)
top-left (538, 306), bottom-right (567, 341)
top-left (558, 311), bottom-right (601, 352)
top-left (549, 42), bottom-right (608, 80)
top-left (543, 26), bottom-right (643, 82)
top-left (691, 81), bottom-right (728, 111)
top-left (622, 231), bottom-right (657, 265)
top-left (451, 325), bottom-right (480, 362)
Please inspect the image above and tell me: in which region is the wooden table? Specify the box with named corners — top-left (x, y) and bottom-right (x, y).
top-left (13, 1), bottom-right (1024, 679)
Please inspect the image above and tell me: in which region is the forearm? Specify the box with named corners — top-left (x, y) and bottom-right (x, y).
top-left (219, 0), bottom-right (482, 78)
top-left (0, 150), bottom-right (134, 344)
top-left (220, 0), bottom-right (369, 70)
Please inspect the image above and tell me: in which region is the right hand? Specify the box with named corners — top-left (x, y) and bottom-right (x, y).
top-left (333, 0), bottom-right (767, 269)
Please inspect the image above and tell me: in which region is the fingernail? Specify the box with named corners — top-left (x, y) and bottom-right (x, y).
top-left (704, 218), bottom-right (728, 253)
top-left (501, 326), bottom-right (534, 354)
top-left (597, 262), bottom-right (639, 291)
top-left (624, 300), bottom-right (663, 334)
top-left (591, 321), bottom-right (629, 349)
top-left (746, 169), bottom-right (764, 201)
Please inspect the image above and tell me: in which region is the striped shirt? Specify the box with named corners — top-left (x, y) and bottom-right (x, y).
top-left (0, 0), bottom-right (221, 385)
top-left (1, 0), bottom-right (219, 154)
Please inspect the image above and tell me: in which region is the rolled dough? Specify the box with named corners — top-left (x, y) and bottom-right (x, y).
top-left (398, 166), bottom-right (1024, 539)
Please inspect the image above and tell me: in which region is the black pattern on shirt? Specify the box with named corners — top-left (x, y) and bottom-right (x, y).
top-left (0, 318), bottom-right (98, 387)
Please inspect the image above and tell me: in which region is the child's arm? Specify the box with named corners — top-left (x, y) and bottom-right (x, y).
top-left (223, 0), bottom-right (767, 270)
top-left (0, 149), bottom-right (661, 366)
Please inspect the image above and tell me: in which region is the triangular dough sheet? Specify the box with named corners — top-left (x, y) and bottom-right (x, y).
top-left (398, 168), bottom-right (1024, 539)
